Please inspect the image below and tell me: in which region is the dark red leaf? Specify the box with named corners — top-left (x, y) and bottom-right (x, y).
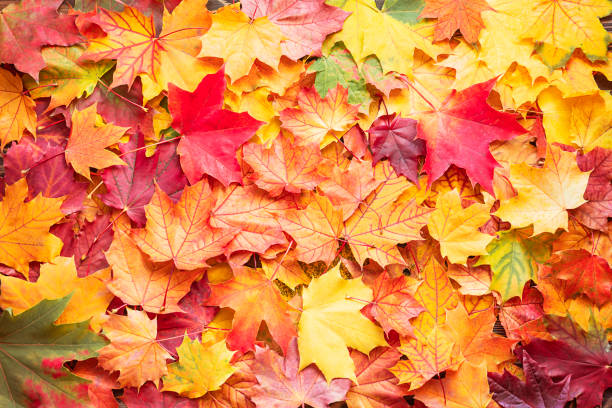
top-left (368, 113), bottom-right (425, 184)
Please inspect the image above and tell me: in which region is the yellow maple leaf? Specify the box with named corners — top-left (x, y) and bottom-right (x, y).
top-left (298, 263), bottom-right (387, 382)
top-left (391, 255), bottom-right (458, 388)
top-left (427, 190), bottom-right (493, 265)
top-left (496, 144), bottom-right (590, 235)
top-left (199, 4), bottom-right (284, 82)
top-left (0, 179), bottom-right (64, 276)
top-left (65, 104), bottom-right (128, 180)
top-left (478, 0), bottom-right (550, 82)
top-left (162, 334), bottom-right (236, 398)
top-left (0, 256), bottom-right (113, 329)
top-left (326, 0), bottom-right (443, 77)
top-left (510, 0), bottom-right (612, 68)
top-left (0, 67), bottom-right (36, 148)
top-left (538, 87), bottom-right (612, 152)
top-left (98, 309), bottom-right (172, 388)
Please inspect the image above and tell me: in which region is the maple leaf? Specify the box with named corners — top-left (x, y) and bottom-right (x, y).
top-left (246, 338), bottom-right (351, 408)
top-left (551, 249), bottom-right (612, 306)
top-left (447, 257), bottom-right (492, 296)
top-left (209, 183), bottom-right (294, 254)
top-left (512, 0), bottom-right (612, 68)
top-left (0, 296), bottom-right (106, 408)
top-left (65, 104), bottom-right (128, 180)
top-left (156, 278), bottom-right (217, 354)
top-left (495, 144), bottom-right (590, 235)
top-left (539, 88), bottom-right (612, 153)
top-left (105, 216), bottom-right (204, 314)
top-left (308, 42), bottom-right (371, 105)
top-left (198, 4), bottom-right (283, 82)
top-left (81, 0), bottom-right (218, 91)
top-left (573, 147), bottom-right (612, 231)
top-left (162, 334), bottom-right (236, 398)
top-left (5, 134), bottom-right (82, 201)
top-left (0, 256), bottom-right (113, 327)
top-left (200, 352), bottom-right (257, 408)
top-left (168, 68), bottom-right (264, 185)
top-left (243, 135), bottom-right (325, 197)
top-left (415, 361), bottom-right (492, 408)
top-left (488, 351), bottom-right (571, 408)
top-left (71, 359), bottom-right (120, 408)
top-left (277, 193), bottom-right (343, 265)
top-left (0, 0), bottom-right (82, 79)
top-left (427, 189), bottom-right (492, 265)
top-left (261, 252), bottom-right (311, 290)
top-left (52, 214), bottom-right (114, 277)
top-left (523, 315), bottom-right (612, 408)
top-left (0, 178), bottom-right (64, 276)
top-left (368, 113), bottom-right (426, 184)
top-left (101, 132), bottom-right (187, 226)
top-left (318, 158), bottom-right (382, 221)
top-left (0, 67), bottom-right (36, 147)
top-left (477, 227), bottom-right (553, 301)
top-left (98, 308), bottom-right (172, 388)
top-left (241, 0), bottom-right (349, 61)
top-left (326, 0), bottom-right (443, 77)
top-left (415, 78), bottom-right (526, 194)
top-left (344, 163), bottom-right (434, 267)
top-left (362, 270), bottom-right (425, 337)
top-left (442, 305), bottom-right (516, 369)
top-left (298, 263), bottom-right (387, 382)
top-left (122, 381), bottom-right (197, 408)
top-left (206, 266), bottom-right (297, 354)
top-left (420, 0), bottom-right (492, 43)
top-left (131, 180), bottom-right (236, 270)
top-left (391, 253), bottom-right (458, 388)
top-left (346, 346), bottom-right (411, 408)
top-left (25, 45), bottom-right (114, 111)
top-left (280, 84), bottom-right (360, 147)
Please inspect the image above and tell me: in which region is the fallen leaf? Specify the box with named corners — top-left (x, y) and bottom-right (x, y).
top-left (98, 309), bottom-right (172, 388)
top-left (298, 263), bottom-right (387, 382)
top-left (162, 334), bottom-right (236, 398)
top-left (168, 68), bottom-right (264, 185)
top-left (246, 338), bottom-right (351, 408)
top-left (65, 104), bottom-right (128, 180)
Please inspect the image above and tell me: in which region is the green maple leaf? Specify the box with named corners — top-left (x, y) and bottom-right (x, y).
top-left (0, 295), bottom-right (107, 408)
top-left (477, 227), bottom-right (553, 301)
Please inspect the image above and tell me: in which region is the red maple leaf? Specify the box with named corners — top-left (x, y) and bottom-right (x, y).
top-left (416, 78), bottom-right (525, 194)
top-left (488, 350), bottom-right (571, 408)
top-left (523, 315), bottom-right (612, 408)
top-left (551, 249), bottom-right (612, 306)
top-left (368, 113), bottom-right (425, 184)
top-left (574, 147), bottom-right (612, 231)
top-left (168, 68), bottom-right (264, 186)
top-left (156, 279), bottom-right (217, 354)
top-left (0, 0), bottom-right (82, 79)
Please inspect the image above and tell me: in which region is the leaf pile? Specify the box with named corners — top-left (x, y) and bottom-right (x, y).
top-left (0, 0), bottom-right (611, 407)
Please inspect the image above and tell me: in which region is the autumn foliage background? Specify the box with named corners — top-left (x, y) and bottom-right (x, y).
top-left (0, 0), bottom-right (611, 407)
